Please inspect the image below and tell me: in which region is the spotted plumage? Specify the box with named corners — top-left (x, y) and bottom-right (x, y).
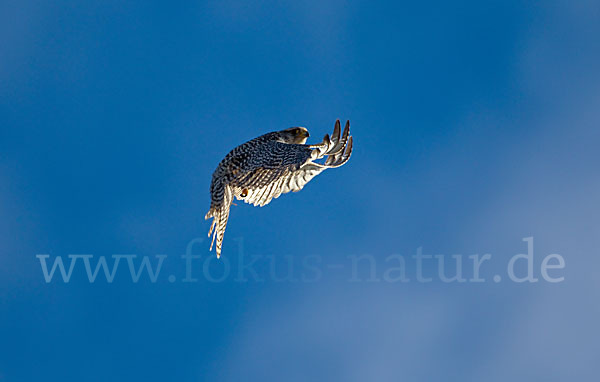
top-left (205, 120), bottom-right (353, 258)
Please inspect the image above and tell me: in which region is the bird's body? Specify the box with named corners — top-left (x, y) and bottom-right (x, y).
top-left (205, 120), bottom-right (353, 257)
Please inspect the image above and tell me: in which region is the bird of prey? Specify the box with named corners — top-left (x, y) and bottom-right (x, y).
top-left (205, 119), bottom-right (353, 258)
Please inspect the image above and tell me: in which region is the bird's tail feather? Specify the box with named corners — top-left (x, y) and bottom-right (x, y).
top-left (205, 185), bottom-right (233, 258)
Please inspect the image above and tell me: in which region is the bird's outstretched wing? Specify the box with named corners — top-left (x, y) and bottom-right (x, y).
top-left (233, 120), bottom-right (353, 207)
top-left (205, 120), bottom-right (353, 258)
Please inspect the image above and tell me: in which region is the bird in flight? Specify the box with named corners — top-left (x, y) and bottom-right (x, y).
top-left (205, 119), bottom-right (353, 258)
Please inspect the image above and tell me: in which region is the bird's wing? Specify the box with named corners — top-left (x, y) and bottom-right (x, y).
top-left (232, 120), bottom-right (353, 207)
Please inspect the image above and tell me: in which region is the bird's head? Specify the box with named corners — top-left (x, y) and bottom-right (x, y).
top-left (277, 127), bottom-right (310, 144)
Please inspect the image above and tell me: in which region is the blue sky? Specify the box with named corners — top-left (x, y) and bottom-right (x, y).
top-left (1, 1), bottom-right (599, 381)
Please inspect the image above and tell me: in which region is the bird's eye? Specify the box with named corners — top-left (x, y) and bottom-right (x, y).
top-left (241, 189), bottom-right (248, 197)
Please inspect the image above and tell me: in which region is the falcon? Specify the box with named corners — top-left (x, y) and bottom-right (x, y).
top-left (205, 119), bottom-right (353, 258)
